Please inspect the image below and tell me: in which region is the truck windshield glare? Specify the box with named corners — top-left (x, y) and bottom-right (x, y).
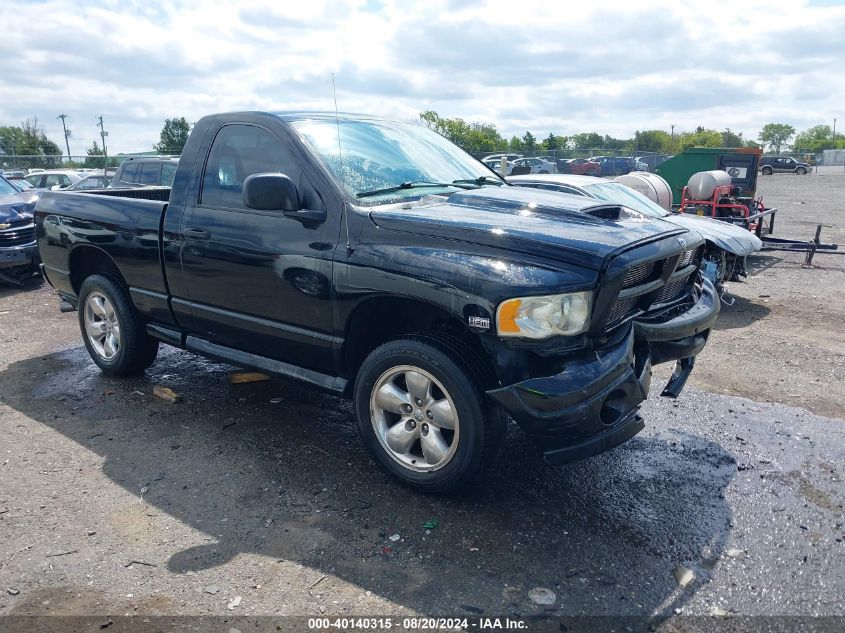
top-left (290, 118), bottom-right (500, 205)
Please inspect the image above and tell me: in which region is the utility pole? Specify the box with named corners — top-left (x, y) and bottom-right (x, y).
top-left (834, 118), bottom-right (837, 141)
top-left (96, 115), bottom-right (109, 167)
top-left (670, 124), bottom-right (675, 153)
top-left (57, 114), bottom-right (72, 161)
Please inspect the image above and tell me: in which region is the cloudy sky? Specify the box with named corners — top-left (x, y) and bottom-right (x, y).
top-left (2, 0), bottom-right (843, 155)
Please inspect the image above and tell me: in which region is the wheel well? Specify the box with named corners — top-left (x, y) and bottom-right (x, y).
top-left (69, 246), bottom-right (126, 295)
top-left (343, 297), bottom-right (493, 385)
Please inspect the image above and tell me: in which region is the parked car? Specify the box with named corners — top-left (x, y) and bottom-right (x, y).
top-left (759, 155), bottom-right (810, 175)
top-left (558, 158), bottom-right (601, 176)
top-left (631, 157), bottom-right (649, 172)
top-left (36, 111), bottom-right (718, 493)
top-left (24, 170), bottom-right (84, 190)
top-left (635, 155), bottom-right (670, 172)
top-left (109, 156), bottom-right (179, 188)
top-left (482, 158), bottom-right (513, 175)
top-left (0, 174), bottom-right (40, 285)
top-left (482, 153), bottom-right (522, 163)
top-left (508, 173), bottom-right (762, 293)
top-left (589, 156), bottom-right (633, 176)
top-left (510, 157), bottom-right (557, 174)
top-left (1, 170), bottom-right (27, 180)
top-left (67, 173), bottom-right (112, 190)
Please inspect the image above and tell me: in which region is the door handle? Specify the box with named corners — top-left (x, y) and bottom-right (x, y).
top-left (183, 227), bottom-right (210, 239)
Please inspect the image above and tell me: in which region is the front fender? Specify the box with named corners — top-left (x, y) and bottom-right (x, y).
top-left (666, 214), bottom-right (762, 256)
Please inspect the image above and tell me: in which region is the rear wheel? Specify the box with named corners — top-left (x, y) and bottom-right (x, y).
top-left (354, 337), bottom-right (505, 493)
top-left (78, 274), bottom-right (159, 376)
top-left (761, 166), bottom-right (773, 175)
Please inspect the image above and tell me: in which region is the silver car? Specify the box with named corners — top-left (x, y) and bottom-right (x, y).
top-left (508, 173), bottom-right (762, 293)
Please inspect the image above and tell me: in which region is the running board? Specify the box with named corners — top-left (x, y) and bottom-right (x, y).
top-left (185, 335), bottom-right (348, 395)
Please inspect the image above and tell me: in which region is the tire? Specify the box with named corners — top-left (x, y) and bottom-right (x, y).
top-left (761, 166), bottom-right (773, 175)
top-left (78, 274), bottom-right (159, 376)
top-left (353, 336), bottom-right (506, 494)
top-left (795, 167), bottom-right (807, 175)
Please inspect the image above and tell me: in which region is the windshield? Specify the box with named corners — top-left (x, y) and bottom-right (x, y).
top-left (0, 176), bottom-right (19, 195)
top-left (290, 117), bottom-right (502, 205)
top-left (583, 181), bottom-right (668, 218)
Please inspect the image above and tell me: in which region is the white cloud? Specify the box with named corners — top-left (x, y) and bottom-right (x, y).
top-left (1, 0), bottom-right (843, 154)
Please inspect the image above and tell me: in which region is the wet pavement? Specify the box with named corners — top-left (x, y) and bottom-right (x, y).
top-left (0, 282), bottom-right (843, 621)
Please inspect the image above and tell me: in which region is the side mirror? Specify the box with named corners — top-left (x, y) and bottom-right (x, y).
top-left (243, 173), bottom-right (300, 211)
top-left (242, 172), bottom-right (327, 225)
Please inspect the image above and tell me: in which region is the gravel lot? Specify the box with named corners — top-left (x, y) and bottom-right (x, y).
top-left (0, 171), bottom-right (843, 626)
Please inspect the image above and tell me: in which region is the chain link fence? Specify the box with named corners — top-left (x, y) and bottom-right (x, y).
top-left (0, 153), bottom-right (181, 172)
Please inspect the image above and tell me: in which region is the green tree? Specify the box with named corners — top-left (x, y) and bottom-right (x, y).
top-left (569, 132), bottom-right (603, 151)
top-left (633, 130), bottom-right (672, 153)
top-left (0, 118), bottom-right (62, 168)
top-left (83, 141), bottom-right (106, 169)
top-left (155, 117), bottom-right (192, 154)
top-left (679, 127), bottom-right (722, 149)
top-left (507, 135), bottom-right (523, 152)
top-left (792, 125), bottom-right (845, 152)
top-left (417, 111), bottom-right (505, 153)
top-left (720, 128), bottom-right (744, 147)
top-left (522, 131), bottom-right (537, 155)
top-left (758, 123), bottom-right (795, 153)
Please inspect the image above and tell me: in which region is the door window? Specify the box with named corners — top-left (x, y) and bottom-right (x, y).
top-left (121, 163), bottom-right (140, 183)
top-left (138, 163), bottom-right (162, 185)
top-left (201, 124), bottom-right (298, 209)
top-left (161, 163), bottom-right (177, 186)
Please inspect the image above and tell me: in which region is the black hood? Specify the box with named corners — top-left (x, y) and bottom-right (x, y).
top-left (0, 191), bottom-right (39, 224)
top-left (370, 186), bottom-right (687, 270)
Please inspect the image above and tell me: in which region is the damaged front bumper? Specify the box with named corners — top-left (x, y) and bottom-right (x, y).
top-left (634, 276), bottom-right (719, 398)
top-left (487, 328), bottom-right (651, 464)
top-left (486, 279), bottom-right (719, 465)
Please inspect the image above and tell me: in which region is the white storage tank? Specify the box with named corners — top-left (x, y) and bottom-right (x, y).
top-left (613, 172), bottom-right (673, 210)
top-left (686, 170), bottom-right (732, 200)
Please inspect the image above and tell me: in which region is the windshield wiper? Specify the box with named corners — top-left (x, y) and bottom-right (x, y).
top-left (356, 181), bottom-right (475, 199)
top-left (452, 176), bottom-right (506, 187)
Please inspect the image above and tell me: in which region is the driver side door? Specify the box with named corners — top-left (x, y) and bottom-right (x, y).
top-left (178, 123), bottom-right (339, 373)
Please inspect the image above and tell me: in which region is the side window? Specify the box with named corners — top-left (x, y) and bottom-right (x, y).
top-left (160, 163), bottom-right (177, 186)
top-left (121, 163), bottom-right (140, 183)
top-left (138, 163), bottom-right (162, 185)
top-left (44, 175), bottom-right (61, 187)
top-left (201, 124), bottom-right (299, 209)
top-left (60, 175), bottom-right (71, 187)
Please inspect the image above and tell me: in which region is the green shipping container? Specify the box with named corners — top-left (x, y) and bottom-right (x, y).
top-left (655, 147), bottom-right (763, 205)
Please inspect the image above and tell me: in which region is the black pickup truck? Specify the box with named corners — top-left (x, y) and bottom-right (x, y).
top-left (35, 111), bottom-right (719, 492)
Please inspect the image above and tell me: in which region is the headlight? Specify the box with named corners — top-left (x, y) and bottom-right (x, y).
top-left (496, 291), bottom-right (593, 339)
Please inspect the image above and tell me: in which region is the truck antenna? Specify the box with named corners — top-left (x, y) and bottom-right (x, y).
top-left (332, 73), bottom-right (352, 255)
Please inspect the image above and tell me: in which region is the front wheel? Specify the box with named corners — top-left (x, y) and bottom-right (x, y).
top-left (78, 274), bottom-right (159, 376)
top-left (354, 337), bottom-right (505, 493)
top-left (795, 167), bottom-right (807, 175)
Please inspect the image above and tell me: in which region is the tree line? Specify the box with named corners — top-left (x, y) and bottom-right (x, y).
top-left (420, 111), bottom-right (845, 156)
top-left (2, 114), bottom-right (843, 169)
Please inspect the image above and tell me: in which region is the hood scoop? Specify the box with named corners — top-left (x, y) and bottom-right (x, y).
top-left (584, 205), bottom-right (647, 221)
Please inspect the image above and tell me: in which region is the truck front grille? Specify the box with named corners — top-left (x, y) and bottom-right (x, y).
top-left (621, 261), bottom-right (655, 288)
top-left (0, 223), bottom-right (35, 247)
top-left (677, 245), bottom-right (703, 269)
top-left (604, 255), bottom-right (673, 329)
top-left (656, 276), bottom-right (688, 303)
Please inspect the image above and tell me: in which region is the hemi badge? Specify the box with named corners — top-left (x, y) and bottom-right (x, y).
top-left (468, 316), bottom-right (490, 329)
top-left (0, 224), bottom-right (9, 230)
